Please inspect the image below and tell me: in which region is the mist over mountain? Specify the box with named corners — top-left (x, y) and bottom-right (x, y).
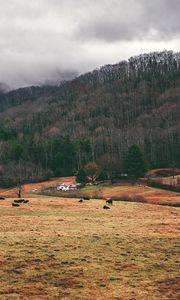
top-left (0, 83), bottom-right (10, 93)
top-left (0, 50), bottom-right (180, 185)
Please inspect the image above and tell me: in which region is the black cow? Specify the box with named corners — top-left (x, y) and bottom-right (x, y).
top-left (103, 205), bottom-right (110, 209)
top-left (23, 200), bottom-right (29, 203)
top-left (12, 203), bottom-right (20, 207)
top-left (14, 199), bottom-right (25, 203)
top-left (78, 199), bottom-right (83, 203)
top-left (106, 199), bottom-right (113, 204)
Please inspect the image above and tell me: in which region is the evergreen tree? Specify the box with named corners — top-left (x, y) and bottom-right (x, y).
top-left (76, 168), bottom-right (87, 184)
top-left (7, 142), bottom-right (23, 161)
top-left (125, 144), bottom-right (148, 179)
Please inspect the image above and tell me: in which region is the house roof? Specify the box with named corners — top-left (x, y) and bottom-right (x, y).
top-left (59, 182), bottom-right (76, 187)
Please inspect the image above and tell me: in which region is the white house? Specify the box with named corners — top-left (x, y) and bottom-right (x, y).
top-left (56, 182), bottom-right (77, 191)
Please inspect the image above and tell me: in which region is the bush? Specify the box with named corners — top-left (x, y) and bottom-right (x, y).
top-left (147, 181), bottom-right (180, 193)
top-left (155, 170), bottom-right (180, 177)
top-left (109, 194), bottom-right (146, 203)
top-left (40, 188), bottom-right (104, 199)
top-left (160, 202), bottom-right (180, 207)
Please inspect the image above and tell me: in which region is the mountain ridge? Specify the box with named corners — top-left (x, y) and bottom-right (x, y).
top-left (0, 50), bottom-right (180, 185)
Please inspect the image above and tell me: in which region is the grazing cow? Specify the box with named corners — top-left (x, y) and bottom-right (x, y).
top-left (78, 199), bottom-right (83, 203)
top-left (106, 199), bottom-right (113, 204)
top-left (103, 205), bottom-right (110, 209)
top-left (14, 199), bottom-right (25, 203)
top-left (23, 200), bottom-right (29, 203)
top-left (12, 203), bottom-right (20, 207)
top-left (0, 197), bottom-right (5, 200)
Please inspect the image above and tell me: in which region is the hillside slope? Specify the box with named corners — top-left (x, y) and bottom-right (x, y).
top-left (0, 50), bottom-right (180, 184)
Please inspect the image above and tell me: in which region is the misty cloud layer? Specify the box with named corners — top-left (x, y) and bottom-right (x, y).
top-left (0, 0), bottom-right (180, 89)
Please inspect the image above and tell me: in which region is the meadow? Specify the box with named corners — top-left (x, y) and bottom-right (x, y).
top-left (0, 193), bottom-right (179, 299)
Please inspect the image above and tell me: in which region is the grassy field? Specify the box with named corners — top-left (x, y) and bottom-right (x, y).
top-left (39, 182), bottom-right (180, 206)
top-left (0, 176), bottom-right (76, 198)
top-left (0, 195), bottom-right (179, 299)
top-left (0, 173), bottom-right (180, 206)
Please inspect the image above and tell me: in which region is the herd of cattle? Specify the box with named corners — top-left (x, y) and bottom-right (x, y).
top-left (0, 195), bottom-right (113, 209)
top-left (0, 196), bottom-right (30, 207)
top-left (78, 197), bottom-right (113, 209)
top-left (12, 199), bottom-right (30, 207)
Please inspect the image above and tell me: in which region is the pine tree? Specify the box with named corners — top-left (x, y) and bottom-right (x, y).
top-left (76, 168), bottom-right (87, 184)
top-left (125, 144), bottom-right (148, 179)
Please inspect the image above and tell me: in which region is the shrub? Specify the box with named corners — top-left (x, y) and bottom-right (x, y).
top-left (147, 181), bottom-right (180, 193)
top-left (109, 194), bottom-right (146, 203)
top-left (155, 170), bottom-right (180, 177)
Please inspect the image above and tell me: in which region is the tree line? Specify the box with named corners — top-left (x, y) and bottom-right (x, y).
top-left (0, 50), bottom-right (180, 186)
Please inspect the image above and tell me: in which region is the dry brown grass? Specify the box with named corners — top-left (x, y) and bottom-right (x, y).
top-left (0, 195), bottom-right (180, 299)
top-left (148, 168), bottom-right (180, 186)
top-left (0, 176), bottom-right (76, 198)
top-left (153, 175), bottom-right (180, 186)
top-left (102, 183), bottom-right (180, 205)
top-left (1, 175), bottom-right (180, 206)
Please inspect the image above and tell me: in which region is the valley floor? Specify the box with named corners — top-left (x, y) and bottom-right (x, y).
top-left (1, 175), bottom-right (180, 206)
top-left (0, 196), bottom-right (179, 299)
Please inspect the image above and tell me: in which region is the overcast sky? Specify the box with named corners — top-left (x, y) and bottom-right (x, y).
top-left (0, 0), bottom-right (180, 90)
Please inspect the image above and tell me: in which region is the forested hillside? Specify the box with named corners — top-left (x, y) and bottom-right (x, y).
top-left (0, 50), bottom-right (180, 186)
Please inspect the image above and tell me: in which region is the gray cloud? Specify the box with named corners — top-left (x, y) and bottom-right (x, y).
top-left (77, 0), bottom-right (180, 42)
top-left (0, 0), bottom-right (180, 89)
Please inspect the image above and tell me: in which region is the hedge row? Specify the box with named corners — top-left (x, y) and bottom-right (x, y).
top-left (147, 181), bottom-right (180, 193)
